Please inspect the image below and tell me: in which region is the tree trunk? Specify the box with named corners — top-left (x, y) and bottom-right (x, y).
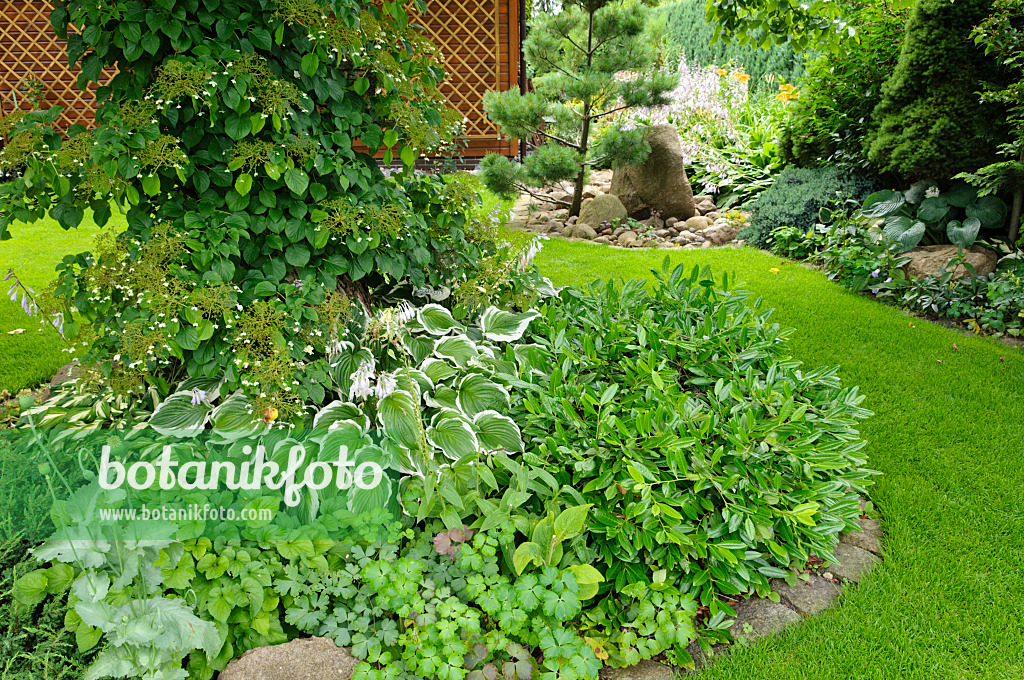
top-left (568, 10), bottom-right (596, 219)
top-left (339, 274), bottom-right (372, 315)
top-left (1010, 184), bottom-right (1022, 245)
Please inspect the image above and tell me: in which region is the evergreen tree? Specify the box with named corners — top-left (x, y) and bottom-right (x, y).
top-left (480, 0), bottom-right (677, 216)
top-left (866, 0), bottom-right (1009, 181)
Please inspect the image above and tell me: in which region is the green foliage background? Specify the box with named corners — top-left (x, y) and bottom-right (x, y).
top-left (655, 0), bottom-right (808, 92)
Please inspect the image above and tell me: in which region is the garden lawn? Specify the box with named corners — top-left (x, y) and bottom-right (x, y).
top-left (0, 212), bottom-right (121, 395)
top-left (535, 239), bottom-right (1024, 679)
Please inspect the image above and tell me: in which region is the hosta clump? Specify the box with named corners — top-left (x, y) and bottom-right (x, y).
top-left (505, 261), bottom-right (876, 618)
top-left (860, 180), bottom-right (1009, 250)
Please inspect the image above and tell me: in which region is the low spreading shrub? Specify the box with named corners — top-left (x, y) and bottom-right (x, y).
top-left (741, 166), bottom-right (877, 249)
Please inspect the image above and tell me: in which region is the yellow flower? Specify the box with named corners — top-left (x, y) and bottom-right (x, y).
top-left (769, 268), bottom-right (780, 274)
top-left (717, 68), bottom-right (727, 76)
top-left (733, 72), bottom-right (751, 83)
top-left (775, 83), bottom-right (799, 101)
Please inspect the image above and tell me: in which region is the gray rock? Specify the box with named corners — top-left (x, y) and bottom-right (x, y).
top-left (562, 224), bottom-right (577, 238)
top-left (829, 543), bottom-right (880, 584)
top-left (546, 220), bottom-right (564, 233)
top-left (704, 211), bottom-right (720, 220)
top-left (579, 194), bottom-right (628, 231)
top-left (657, 240), bottom-right (676, 248)
top-left (695, 199), bottom-right (716, 215)
top-left (671, 236), bottom-right (688, 245)
top-left (567, 215), bottom-right (578, 225)
top-left (219, 637), bottom-right (357, 680)
top-left (703, 224), bottom-right (738, 245)
top-left (574, 223), bottom-right (598, 240)
top-left (612, 226), bottom-right (626, 238)
top-left (51, 361), bottom-right (80, 387)
top-left (601, 659), bottom-right (675, 680)
top-left (610, 124), bottom-right (696, 220)
top-left (665, 216), bottom-right (679, 227)
top-left (693, 194), bottom-right (714, 204)
top-left (839, 518), bottom-right (883, 556)
top-left (618, 230), bottom-right (638, 247)
top-left (904, 244), bottom-right (998, 279)
top-left (594, 236), bottom-right (612, 245)
top-left (771, 575), bottom-right (841, 616)
top-left (728, 597), bottom-right (801, 645)
top-left (679, 230), bottom-right (697, 241)
top-left (655, 229), bottom-right (670, 237)
top-left (684, 216), bottom-right (710, 232)
top-left (701, 240), bottom-right (712, 249)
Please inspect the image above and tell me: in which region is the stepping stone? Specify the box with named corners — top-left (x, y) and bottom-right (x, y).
top-left (727, 597), bottom-right (801, 644)
top-left (219, 636), bottom-right (356, 680)
top-left (601, 659), bottom-right (675, 680)
top-left (829, 543), bottom-right (880, 584)
top-left (771, 575), bottom-right (841, 616)
top-left (839, 517), bottom-right (883, 555)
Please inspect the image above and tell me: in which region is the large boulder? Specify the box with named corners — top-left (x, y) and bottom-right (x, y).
top-left (219, 637), bottom-right (357, 680)
top-left (904, 244), bottom-right (998, 279)
top-left (610, 125), bottom-right (696, 221)
top-left (577, 193), bottom-right (627, 230)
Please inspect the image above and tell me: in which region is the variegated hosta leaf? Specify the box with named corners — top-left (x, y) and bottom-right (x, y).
top-left (426, 410), bottom-right (479, 460)
top-left (434, 334), bottom-right (479, 368)
top-left (417, 303), bottom-right (464, 335)
top-left (347, 474), bottom-right (393, 515)
top-left (394, 367), bottom-right (432, 398)
top-left (149, 392), bottom-right (212, 438)
top-left (479, 307), bottom-right (541, 342)
top-left (209, 394), bottom-right (266, 441)
top-left (330, 346), bottom-right (373, 399)
top-left (376, 389), bottom-right (422, 450)
top-left (312, 400), bottom-right (369, 430)
top-left (425, 384), bottom-right (460, 410)
top-left (473, 410), bottom-right (524, 453)
top-left (400, 330), bottom-right (438, 366)
top-left (457, 374), bottom-right (510, 418)
top-left (313, 422), bottom-right (373, 463)
top-left (175, 376), bottom-right (224, 403)
top-left (421, 358), bottom-right (459, 384)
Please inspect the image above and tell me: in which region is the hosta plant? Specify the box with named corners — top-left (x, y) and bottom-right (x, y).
top-left (861, 181), bottom-right (1009, 250)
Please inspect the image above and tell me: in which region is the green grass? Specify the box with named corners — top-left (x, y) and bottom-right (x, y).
top-left (534, 239), bottom-right (1024, 679)
top-left (0, 212), bottom-right (123, 395)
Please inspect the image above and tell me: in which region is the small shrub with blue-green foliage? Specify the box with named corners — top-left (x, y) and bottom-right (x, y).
top-left (741, 166), bottom-right (878, 250)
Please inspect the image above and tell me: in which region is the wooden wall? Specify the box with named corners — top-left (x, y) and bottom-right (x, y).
top-left (0, 0), bottom-right (520, 157)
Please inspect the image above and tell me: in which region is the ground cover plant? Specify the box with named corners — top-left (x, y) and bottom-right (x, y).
top-left (531, 239), bottom-right (1024, 680)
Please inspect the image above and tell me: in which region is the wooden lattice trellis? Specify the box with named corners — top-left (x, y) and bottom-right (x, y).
top-left (0, 0), bottom-right (519, 156)
top-left (0, 1), bottom-right (102, 128)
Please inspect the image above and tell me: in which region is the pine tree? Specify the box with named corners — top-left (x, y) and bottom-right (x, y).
top-left (480, 0), bottom-right (677, 217)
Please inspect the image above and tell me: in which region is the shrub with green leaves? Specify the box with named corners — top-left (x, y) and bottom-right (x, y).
top-left (0, 0), bottom-right (480, 420)
top-left (741, 165), bottom-right (877, 249)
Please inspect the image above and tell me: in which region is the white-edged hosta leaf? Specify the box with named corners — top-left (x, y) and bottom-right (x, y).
top-left (175, 376), bottom-right (223, 403)
top-left (473, 410), bottom-right (523, 453)
top-left (434, 334), bottom-right (479, 368)
top-left (210, 394), bottom-right (266, 441)
top-left (417, 303), bottom-right (464, 335)
top-left (479, 307), bottom-right (540, 342)
top-left (314, 422), bottom-right (372, 463)
top-left (346, 474), bottom-right (393, 515)
top-left (376, 389), bottom-right (421, 449)
top-left (393, 367), bottom-right (431, 398)
top-left (401, 330), bottom-right (438, 366)
top-left (426, 410), bottom-right (479, 460)
top-left (425, 384), bottom-right (460, 410)
top-left (457, 374), bottom-right (509, 417)
top-left (421, 358), bottom-right (459, 384)
top-left (860, 190), bottom-right (905, 218)
top-left (149, 392), bottom-right (212, 437)
top-left (313, 401), bottom-right (369, 430)
top-left (330, 347), bottom-right (373, 399)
